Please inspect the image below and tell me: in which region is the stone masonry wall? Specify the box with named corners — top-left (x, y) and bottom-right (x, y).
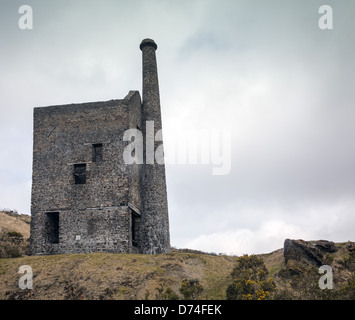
top-left (140, 39), bottom-right (170, 254)
top-left (30, 93), bottom-right (143, 255)
top-left (30, 39), bottom-right (171, 256)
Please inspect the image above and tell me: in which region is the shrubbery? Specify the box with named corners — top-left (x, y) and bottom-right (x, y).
top-left (226, 254), bottom-right (276, 300)
top-left (179, 279), bottom-right (204, 300)
top-left (339, 251), bottom-right (355, 271)
top-left (0, 230), bottom-right (29, 258)
top-left (154, 283), bottom-right (180, 300)
top-left (151, 279), bottom-right (204, 300)
top-left (276, 262), bottom-right (355, 300)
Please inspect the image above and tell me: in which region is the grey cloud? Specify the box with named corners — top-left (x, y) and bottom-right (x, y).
top-left (0, 0), bottom-right (354, 254)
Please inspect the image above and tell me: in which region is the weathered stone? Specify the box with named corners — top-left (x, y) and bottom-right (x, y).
top-left (283, 239), bottom-right (338, 275)
top-left (314, 240), bottom-right (337, 253)
top-left (30, 39), bottom-right (170, 255)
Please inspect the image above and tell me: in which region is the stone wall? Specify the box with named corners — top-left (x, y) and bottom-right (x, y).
top-left (30, 39), bottom-right (171, 256)
top-left (30, 93), bottom-right (143, 255)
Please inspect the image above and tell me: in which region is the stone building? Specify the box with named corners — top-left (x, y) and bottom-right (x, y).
top-left (30, 39), bottom-right (170, 255)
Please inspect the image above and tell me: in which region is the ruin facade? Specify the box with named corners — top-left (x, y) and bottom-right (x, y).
top-left (30, 39), bottom-right (170, 255)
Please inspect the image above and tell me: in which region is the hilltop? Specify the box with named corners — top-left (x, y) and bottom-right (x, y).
top-left (0, 210), bottom-right (30, 239)
top-left (0, 210), bottom-right (354, 300)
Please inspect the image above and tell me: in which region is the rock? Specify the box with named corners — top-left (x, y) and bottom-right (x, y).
top-left (283, 239), bottom-right (338, 275)
top-left (284, 239), bottom-right (323, 266)
top-left (314, 240), bottom-right (337, 253)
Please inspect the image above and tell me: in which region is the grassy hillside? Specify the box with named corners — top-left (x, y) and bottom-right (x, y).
top-left (0, 211), bottom-right (30, 238)
top-left (0, 210), bottom-right (354, 300)
top-left (0, 211), bottom-right (30, 258)
top-left (0, 251), bottom-right (238, 300)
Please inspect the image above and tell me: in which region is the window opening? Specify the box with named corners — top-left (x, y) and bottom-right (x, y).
top-left (132, 211), bottom-right (138, 247)
top-left (46, 212), bottom-right (59, 244)
top-left (92, 143), bottom-right (103, 162)
top-left (74, 164), bottom-right (86, 184)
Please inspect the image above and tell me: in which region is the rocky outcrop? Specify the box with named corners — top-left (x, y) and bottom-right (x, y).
top-left (283, 239), bottom-right (338, 274)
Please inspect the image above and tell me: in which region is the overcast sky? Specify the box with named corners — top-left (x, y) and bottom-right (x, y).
top-left (0, 0), bottom-right (354, 255)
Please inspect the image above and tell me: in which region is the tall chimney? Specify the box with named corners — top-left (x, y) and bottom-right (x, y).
top-left (139, 38), bottom-right (170, 254)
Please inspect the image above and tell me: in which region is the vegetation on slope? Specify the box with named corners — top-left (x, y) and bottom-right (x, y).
top-left (0, 211), bottom-right (30, 258)
top-left (0, 251), bottom-right (236, 300)
top-left (0, 210), bottom-right (354, 300)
